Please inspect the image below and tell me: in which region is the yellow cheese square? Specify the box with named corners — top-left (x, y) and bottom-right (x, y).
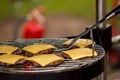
top-left (0, 55), bottom-right (26, 64)
top-left (63, 39), bottom-right (95, 48)
top-left (62, 48), bottom-right (97, 60)
top-left (27, 54), bottom-right (63, 67)
top-left (22, 44), bottom-right (55, 54)
top-left (0, 45), bottom-right (19, 54)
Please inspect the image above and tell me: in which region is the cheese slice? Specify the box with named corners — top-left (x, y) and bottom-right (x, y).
top-left (22, 44), bottom-right (55, 54)
top-left (0, 45), bottom-right (19, 54)
top-left (27, 54), bottom-right (64, 67)
top-left (62, 48), bottom-right (97, 60)
top-left (0, 55), bottom-right (26, 64)
top-left (63, 39), bottom-right (95, 48)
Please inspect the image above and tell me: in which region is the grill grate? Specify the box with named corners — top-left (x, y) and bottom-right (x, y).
top-left (0, 38), bottom-right (105, 74)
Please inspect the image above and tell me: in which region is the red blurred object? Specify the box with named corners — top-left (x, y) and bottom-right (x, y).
top-left (109, 49), bottom-right (120, 67)
top-left (108, 35), bottom-right (120, 67)
top-left (22, 6), bottom-right (46, 39)
top-left (23, 20), bottom-right (45, 38)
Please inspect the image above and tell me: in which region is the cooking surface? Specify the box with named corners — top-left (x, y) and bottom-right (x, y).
top-left (0, 38), bottom-right (105, 74)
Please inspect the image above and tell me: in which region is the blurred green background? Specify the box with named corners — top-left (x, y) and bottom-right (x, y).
top-left (0, 0), bottom-right (112, 19)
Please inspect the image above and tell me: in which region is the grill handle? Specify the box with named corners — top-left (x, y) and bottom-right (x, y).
top-left (53, 5), bottom-right (120, 52)
top-left (66, 5), bottom-right (120, 49)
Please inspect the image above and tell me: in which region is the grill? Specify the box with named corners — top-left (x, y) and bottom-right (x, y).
top-left (0, 38), bottom-right (105, 80)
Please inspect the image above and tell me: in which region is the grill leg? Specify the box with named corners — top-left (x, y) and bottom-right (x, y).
top-left (97, 72), bottom-right (104, 80)
top-left (97, 52), bottom-right (108, 80)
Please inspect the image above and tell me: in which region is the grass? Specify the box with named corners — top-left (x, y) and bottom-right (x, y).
top-left (40, 0), bottom-right (96, 18)
top-left (0, 0), bottom-right (112, 19)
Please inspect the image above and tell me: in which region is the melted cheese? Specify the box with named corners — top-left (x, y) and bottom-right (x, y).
top-left (63, 39), bottom-right (95, 48)
top-left (27, 54), bottom-right (63, 67)
top-left (22, 44), bottom-right (55, 54)
top-left (0, 55), bottom-right (26, 64)
top-left (62, 48), bottom-right (97, 60)
top-left (0, 45), bottom-right (19, 54)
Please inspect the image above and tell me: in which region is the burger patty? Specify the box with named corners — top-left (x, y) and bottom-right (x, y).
top-left (62, 53), bottom-right (71, 59)
top-left (64, 44), bottom-right (92, 49)
top-left (0, 49), bottom-right (21, 55)
top-left (0, 59), bottom-right (26, 67)
top-left (46, 60), bottom-right (64, 67)
top-left (14, 59), bottom-right (64, 68)
top-left (22, 48), bottom-right (54, 57)
top-left (12, 49), bottom-right (22, 55)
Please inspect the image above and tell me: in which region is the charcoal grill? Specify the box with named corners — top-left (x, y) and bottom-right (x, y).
top-left (0, 38), bottom-right (105, 80)
top-left (0, 0), bottom-right (111, 79)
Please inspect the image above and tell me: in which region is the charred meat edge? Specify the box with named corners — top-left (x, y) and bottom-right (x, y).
top-left (28, 60), bottom-right (64, 67)
top-left (63, 44), bottom-right (92, 49)
top-left (12, 48), bottom-right (22, 55)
